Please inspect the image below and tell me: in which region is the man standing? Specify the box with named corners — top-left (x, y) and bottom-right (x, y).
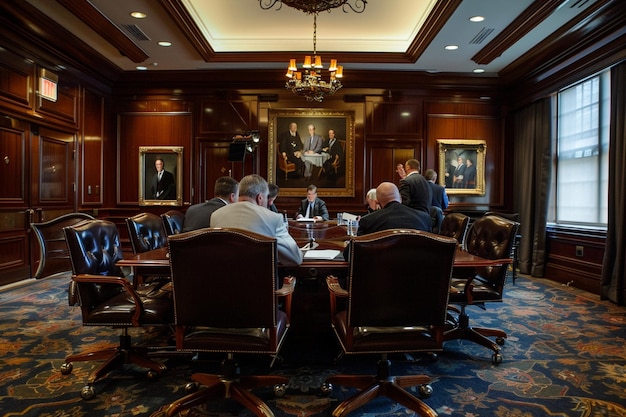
top-left (296, 184), bottom-right (330, 221)
top-left (302, 124), bottom-right (323, 179)
top-left (399, 159), bottom-right (432, 221)
top-left (278, 122), bottom-right (304, 176)
top-left (424, 169), bottom-right (449, 210)
top-left (150, 158), bottom-right (176, 200)
top-left (182, 176), bottom-right (239, 232)
top-left (210, 174), bottom-right (302, 266)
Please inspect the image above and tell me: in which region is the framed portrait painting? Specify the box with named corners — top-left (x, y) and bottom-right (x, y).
top-left (268, 109), bottom-right (355, 197)
top-left (139, 146), bottom-right (183, 206)
top-left (437, 139), bottom-right (486, 196)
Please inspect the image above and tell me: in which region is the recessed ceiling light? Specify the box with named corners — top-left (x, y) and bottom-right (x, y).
top-left (473, 68), bottom-right (486, 73)
top-left (130, 11), bottom-right (146, 19)
top-left (158, 41), bottom-right (172, 47)
top-left (401, 112), bottom-right (410, 117)
top-left (469, 16), bottom-right (485, 22)
top-left (444, 45), bottom-right (459, 51)
top-left (136, 66), bottom-right (148, 71)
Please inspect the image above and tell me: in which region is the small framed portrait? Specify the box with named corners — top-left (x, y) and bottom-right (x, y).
top-left (437, 139), bottom-right (486, 196)
top-left (139, 146), bottom-right (183, 206)
top-left (268, 109), bottom-right (355, 197)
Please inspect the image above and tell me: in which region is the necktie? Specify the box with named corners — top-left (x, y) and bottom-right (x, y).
top-left (158, 172), bottom-right (162, 181)
top-left (306, 202), bottom-right (313, 218)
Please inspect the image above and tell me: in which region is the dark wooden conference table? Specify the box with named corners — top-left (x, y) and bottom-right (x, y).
top-left (117, 221), bottom-right (508, 339)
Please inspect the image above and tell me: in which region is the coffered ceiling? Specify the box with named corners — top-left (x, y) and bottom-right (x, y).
top-left (21, 0), bottom-right (608, 77)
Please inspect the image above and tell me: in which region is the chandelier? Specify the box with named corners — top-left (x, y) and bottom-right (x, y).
top-left (260, 0), bottom-right (367, 102)
top-left (259, 1), bottom-right (367, 14)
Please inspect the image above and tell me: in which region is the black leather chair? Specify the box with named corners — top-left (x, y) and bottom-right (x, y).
top-left (323, 229), bottom-right (457, 417)
top-left (484, 211), bottom-right (522, 284)
top-left (60, 219), bottom-right (173, 399)
top-left (439, 212), bottom-right (470, 247)
top-left (161, 209), bottom-right (185, 236)
top-left (125, 212), bottom-right (170, 286)
top-left (444, 215), bottom-right (520, 364)
top-left (150, 228), bottom-right (296, 417)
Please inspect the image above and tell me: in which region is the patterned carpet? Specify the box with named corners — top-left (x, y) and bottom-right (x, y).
top-left (1, 272), bottom-right (625, 417)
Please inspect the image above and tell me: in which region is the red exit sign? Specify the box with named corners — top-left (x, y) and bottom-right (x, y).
top-left (39, 77), bottom-right (58, 102)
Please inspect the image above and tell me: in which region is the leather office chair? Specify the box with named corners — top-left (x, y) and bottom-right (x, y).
top-left (150, 228), bottom-right (296, 417)
top-left (161, 209), bottom-right (185, 236)
top-left (444, 215), bottom-right (519, 364)
top-left (126, 212), bottom-right (170, 286)
top-left (323, 229), bottom-right (457, 417)
top-left (439, 212), bottom-right (470, 247)
top-left (430, 206), bottom-right (444, 234)
top-left (277, 148), bottom-right (296, 180)
top-left (484, 211), bottom-right (522, 284)
top-left (60, 219), bottom-right (173, 399)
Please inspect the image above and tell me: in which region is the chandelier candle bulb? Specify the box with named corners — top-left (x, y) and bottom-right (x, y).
top-left (336, 66), bottom-right (343, 78)
top-left (303, 56), bottom-right (312, 68)
top-left (314, 56), bottom-right (322, 68)
top-left (289, 59), bottom-right (297, 71)
top-left (329, 59), bottom-right (337, 71)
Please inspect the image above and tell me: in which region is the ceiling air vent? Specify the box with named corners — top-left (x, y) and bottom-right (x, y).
top-left (470, 28), bottom-right (494, 45)
top-left (121, 24), bottom-right (151, 41)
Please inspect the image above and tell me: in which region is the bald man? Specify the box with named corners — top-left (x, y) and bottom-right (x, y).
top-left (357, 182), bottom-right (432, 236)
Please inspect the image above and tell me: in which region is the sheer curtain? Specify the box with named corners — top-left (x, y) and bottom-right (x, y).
top-left (601, 62), bottom-right (626, 305)
top-left (513, 98), bottom-right (552, 277)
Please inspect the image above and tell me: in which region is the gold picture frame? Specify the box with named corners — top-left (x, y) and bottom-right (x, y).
top-left (139, 146), bottom-right (183, 206)
top-left (268, 109), bottom-right (355, 197)
top-left (437, 139), bottom-right (486, 196)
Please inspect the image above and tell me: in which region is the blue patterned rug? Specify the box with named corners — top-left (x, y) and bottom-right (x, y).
top-left (1, 273), bottom-right (625, 417)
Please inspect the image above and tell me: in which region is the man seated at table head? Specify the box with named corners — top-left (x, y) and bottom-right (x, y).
top-left (296, 184), bottom-right (329, 221)
top-left (210, 174), bottom-right (303, 266)
top-left (357, 182), bottom-right (432, 235)
top-left (182, 176), bottom-right (239, 232)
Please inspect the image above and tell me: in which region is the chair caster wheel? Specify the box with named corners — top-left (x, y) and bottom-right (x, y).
top-left (60, 362), bottom-right (73, 375)
top-left (320, 382), bottom-right (333, 395)
top-left (418, 384), bottom-right (433, 398)
top-left (492, 352), bottom-right (503, 365)
top-left (185, 382), bottom-right (198, 393)
top-left (80, 385), bottom-right (96, 400)
top-left (147, 370), bottom-right (159, 379)
top-left (496, 337), bottom-right (506, 346)
top-left (273, 383), bottom-right (287, 398)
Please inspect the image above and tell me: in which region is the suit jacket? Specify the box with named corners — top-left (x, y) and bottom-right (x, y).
top-left (278, 130), bottom-right (304, 167)
top-left (182, 197), bottom-right (226, 232)
top-left (452, 163), bottom-right (466, 188)
top-left (429, 182), bottom-right (449, 210)
top-left (323, 138), bottom-right (344, 172)
top-left (399, 172), bottom-right (432, 214)
top-left (303, 134), bottom-right (323, 153)
top-left (357, 201), bottom-right (432, 235)
top-left (463, 164), bottom-right (476, 188)
top-left (210, 201), bottom-right (303, 266)
top-left (296, 198), bottom-right (329, 220)
top-left (150, 170), bottom-right (176, 200)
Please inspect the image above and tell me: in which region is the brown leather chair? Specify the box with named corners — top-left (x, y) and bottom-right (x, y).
top-left (323, 229), bottom-right (457, 417)
top-left (60, 219), bottom-right (173, 400)
top-left (126, 212), bottom-right (170, 286)
top-left (444, 215), bottom-right (520, 364)
top-left (161, 209), bottom-right (185, 236)
top-left (439, 212), bottom-right (470, 247)
top-left (484, 211), bottom-right (522, 284)
top-left (277, 148), bottom-right (296, 180)
top-left (150, 228), bottom-right (296, 417)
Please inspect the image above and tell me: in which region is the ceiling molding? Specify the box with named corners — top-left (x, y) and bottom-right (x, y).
top-left (56, 0), bottom-right (149, 63)
top-left (405, 0), bottom-right (463, 62)
top-left (158, 0), bottom-right (215, 62)
top-left (472, 0), bottom-right (564, 65)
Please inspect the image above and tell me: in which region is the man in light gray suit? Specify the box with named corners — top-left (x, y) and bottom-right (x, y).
top-left (302, 124), bottom-right (324, 180)
top-left (210, 174), bottom-right (303, 266)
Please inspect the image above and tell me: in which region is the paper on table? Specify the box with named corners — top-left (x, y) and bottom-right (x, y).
top-left (341, 212), bottom-right (358, 222)
top-left (296, 217), bottom-right (316, 223)
top-left (303, 249), bottom-right (341, 260)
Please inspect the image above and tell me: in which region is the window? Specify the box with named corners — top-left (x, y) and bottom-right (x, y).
top-left (550, 70), bottom-right (610, 227)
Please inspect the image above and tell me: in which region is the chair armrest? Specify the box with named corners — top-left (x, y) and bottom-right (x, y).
top-left (326, 275), bottom-right (348, 318)
top-left (72, 274), bottom-right (144, 326)
top-left (275, 276), bottom-right (296, 320)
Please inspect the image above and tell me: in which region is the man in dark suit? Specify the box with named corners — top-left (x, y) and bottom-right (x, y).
top-left (150, 158), bottom-right (176, 200)
top-left (278, 122), bottom-right (304, 176)
top-left (268, 183), bottom-right (280, 213)
top-left (322, 128), bottom-right (344, 178)
top-left (358, 182), bottom-right (432, 235)
top-left (424, 169), bottom-right (449, 210)
top-left (399, 158), bottom-right (432, 216)
top-left (182, 176), bottom-right (239, 232)
top-left (296, 184), bottom-right (329, 221)
top-left (452, 155), bottom-right (466, 188)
